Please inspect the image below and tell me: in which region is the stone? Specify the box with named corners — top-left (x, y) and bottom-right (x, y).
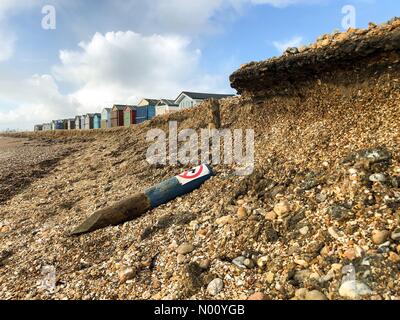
top-left (207, 278), bottom-right (224, 296)
top-left (198, 259), bottom-right (211, 270)
top-left (118, 267), bottom-right (136, 283)
top-left (232, 256), bottom-right (246, 269)
top-left (344, 248), bottom-right (357, 261)
top-left (285, 47), bottom-right (299, 55)
top-left (244, 258), bottom-right (255, 269)
top-left (176, 243), bottom-right (194, 255)
top-left (391, 228), bottom-right (400, 241)
top-left (305, 290), bottom-right (328, 300)
top-left (265, 211), bottom-right (277, 221)
top-left (247, 292), bottom-right (268, 300)
top-left (369, 173), bottom-right (386, 182)
top-left (339, 280), bottom-right (373, 299)
top-left (216, 215), bottom-right (234, 225)
top-left (273, 201), bottom-right (290, 217)
top-left (299, 226), bottom-right (309, 235)
top-left (295, 288), bottom-right (308, 299)
top-left (329, 204), bottom-right (353, 222)
top-left (371, 230), bottom-right (390, 245)
top-left (265, 271), bottom-right (274, 284)
top-left (388, 252), bottom-right (400, 263)
top-left (316, 193), bottom-right (327, 203)
top-left (257, 256), bottom-right (268, 268)
top-left (237, 207), bottom-right (248, 220)
top-left (177, 254), bottom-right (186, 264)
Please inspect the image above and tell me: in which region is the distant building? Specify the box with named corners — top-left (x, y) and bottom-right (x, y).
top-left (101, 108), bottom-right (111, 129)
top-left (93, 113), bottom-right (102, 129)
top-left (111, 105), bottom-right (125, 127)
top-left (156, 99), bottom-right (179, 116)
top-left (42, 123), bottom-right (52, 131)
top-left (137, 98), bottom-right (158, 121)
top-left (137, 98), bottom-right (160, 107)
top-left (84, 114), bottom-right (95, 130)
top-left (34, 124), bottom-right (43, 132)
top-left (174, 92), bottom-right (234, 109)
top-left (67, 119), bottom-right (76, 130)
top-left (124, 106), bottom-right (137, 127)
top-left (75, 116), bottom-right (83, 130)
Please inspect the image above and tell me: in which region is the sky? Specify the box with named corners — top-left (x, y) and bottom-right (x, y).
top-left (0, 0), bottom-right (398, 130)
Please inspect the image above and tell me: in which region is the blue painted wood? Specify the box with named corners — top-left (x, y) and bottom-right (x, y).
top-left (144, 164), bottom-right (214, 208)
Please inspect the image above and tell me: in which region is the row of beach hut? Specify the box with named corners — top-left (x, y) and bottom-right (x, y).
top-left (34, 92), bottom-right (235, 132)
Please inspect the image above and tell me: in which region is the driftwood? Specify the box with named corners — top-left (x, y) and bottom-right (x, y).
top-left (71, 193), bottom-right (151, 236)
top-left (71, 164), bottom-right (214, 236)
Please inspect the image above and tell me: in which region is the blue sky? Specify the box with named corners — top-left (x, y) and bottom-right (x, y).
top-left (0, 0), bottom-right (398, 130)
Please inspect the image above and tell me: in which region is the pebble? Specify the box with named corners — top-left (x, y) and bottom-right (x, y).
top-left (305, 290), bottom-right (328, 300)
top-left (244, 258), bottom-right (255, 269)
top-left (273, 200), bottom-right (290, 217)
top-left (237, 207), bottom-right (248, 220)
top-left (388, 252), bottom-right (400, 263)
top-left (369, 173), bottom-right (386, 182)
top-left (257, 256), bottom-right (268, 268)
top-left (295, 288), bottom-right (308, 299)
top-left (247, 292), bottom-right (268, 300)
top-left (232, 256), bottom-right (246, 269)
top-left (198, 259), bottom-right (210, 270)
top-left (118, 267), bottom-right (136, 283)
top-left (316, 193), bottom-right (327, 203)
top-left (207, 278), bottom-right (224, 296)
top-left (371, 230), bottom-right (390, 245)
top-left (264, 211), bottom-right (277, 221)
top-left (265, 272), bottom-right (274, 284)
top-left (215, 215), bottom-right (234, 225)
top-left (391, 228), bottom-right (400, 241)
top-left (344, 248), bottom-right (357, 261)
top-left (176, 243), bottom-right (194, 255)
top-left (299, 226), bottom-right (309, 235)
top-left (339, 280), bottom-right (373, 299)
top-left (177, 254), bottom-right (186, 264)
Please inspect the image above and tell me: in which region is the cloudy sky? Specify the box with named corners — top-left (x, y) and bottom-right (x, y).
top-left (0, 0), bottom-right (398, 130)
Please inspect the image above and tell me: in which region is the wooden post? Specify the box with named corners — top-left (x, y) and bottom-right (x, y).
top-left (210, 99), bottom-right (221, 129)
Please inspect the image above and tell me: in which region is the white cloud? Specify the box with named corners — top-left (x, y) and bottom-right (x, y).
top-left (53, 31), bottom-right (229, 114)
top-left (0, 73), bottom-right (81, 130)
top-left (273, 35), bottom-right (303, 53)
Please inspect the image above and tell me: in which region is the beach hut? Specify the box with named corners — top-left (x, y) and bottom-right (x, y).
top-left (111, 105), bottom-right (125, 127)
top-left (42, 123), bottom-right (52, 131)
top-left (84, 114), bottom-right (94, 130)
top-left (135, 106), bottom-right (149, 124)
top-left (156, 99), bottom-right (180, 116)
top-left (52, 120), bottom-right (64, 130)
top-left (138, 98), bottom-right (159, 121)
top-left (101, 108), bottom-right (111, 129)
top-left (67, 119), bottom-right (76, 130)
top-left (93, 113), bottom-right (102, 129)
top-left (123, 106), bottom-right (137, 127)
top-left (75, 116), bottom-right (82, 130)
top-left (80, 116), bottom-right (85, 129)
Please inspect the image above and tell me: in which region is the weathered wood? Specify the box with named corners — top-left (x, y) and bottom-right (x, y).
top-left (71, 164), bottom-right (214, 236)
top-left (71, 193), bottom-right (152, 236)
top-left (210, 99), bottom-right (221, 129)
